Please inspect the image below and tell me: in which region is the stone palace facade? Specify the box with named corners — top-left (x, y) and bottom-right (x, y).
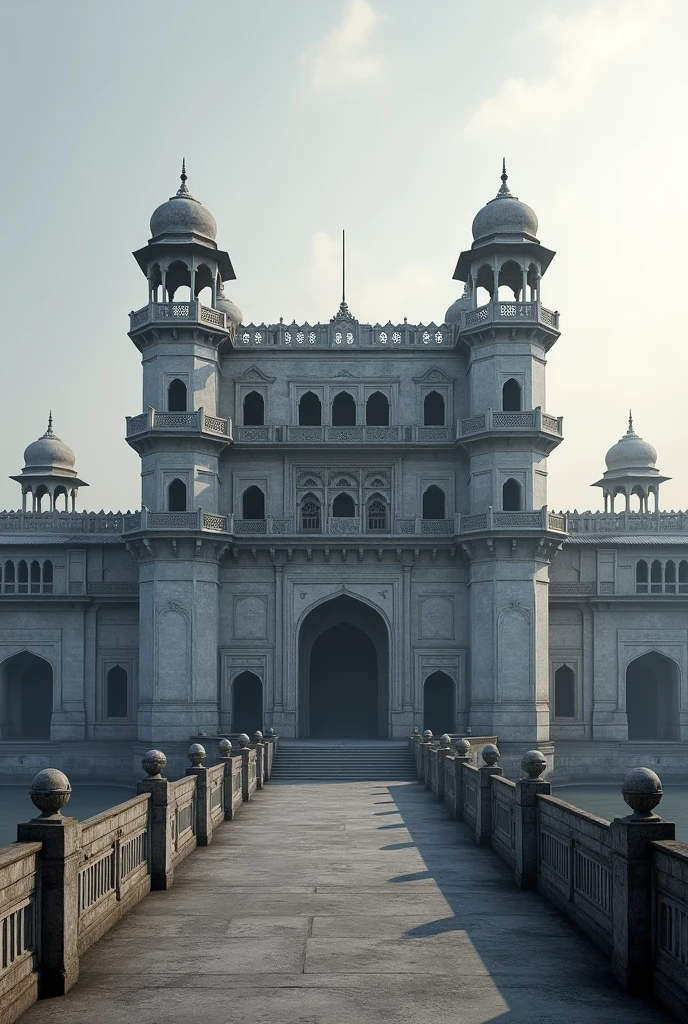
top-left (1, 163), bottom-right (685, 775)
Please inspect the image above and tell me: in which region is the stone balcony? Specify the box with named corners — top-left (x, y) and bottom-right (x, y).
top-left (459, 300), bottom-right (560, 333)
top-left (458, 407), bottom-right (563, 441)
top-left (567, 511), bottom-right (688, 535)
top-left (122, 509), bottom-right (228, 534)
top-left (125, 409), bottom-right (232, 442)
top-left (128, 301), bottom-right (228, 333)
top-left (459, 507), bottom-right (567, 535)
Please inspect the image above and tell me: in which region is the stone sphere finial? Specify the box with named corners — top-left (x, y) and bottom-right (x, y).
top-left (439, 733), bottom-right (451, 748)
top-left (482, 743), bottom-right (500, 766)
top-left (253, 730), bottom-right (264, 743)
top-left (188, 742), bottom-right (206, 767)
top-left (238, 733), bottom-right (251, 748)
top-left (142, 749), bottom-right (167, 778)
top-left (422, 729), bottom-right (433, 742)
top-left (29, 768), bottom-right (72, 818)
top-left (454, 737), bottom-right (471, 756)
top-left (266, 727), bottom-right (276, 737)
top-left (412, 727), bottom-right (420, 737)
top-left (521, 750), bottom-right (547, 779)
top-left (622, 767), bottom-right (663, 820)
top-left (218, 738), bottom-right (232, 757)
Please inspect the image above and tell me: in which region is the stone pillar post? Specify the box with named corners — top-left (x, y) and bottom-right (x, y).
top-left (474, 744), bottom-right (502, 847)
top-left (238, 733), bottom-right (253, 801)
top-left (610, 768), bottom-right (675, 996)
top-left (16, 769), bottom-right (80, 997)
top-left (217, 738), bottom-right (235, 820)
top-left (514, 749), bottom-right (551, 889)
top-left (137, 749), bottom-right (174, 890)
top-left (185, 743), bottom-right (213, 846)
top-left (420, 730), bottom-right (433, 782)
top-left (449, 739), bottom-right (472, 820)
top-left (436, 734), bottom-right (452, 802)
top-left (252, 731), bottom-right (265, 789)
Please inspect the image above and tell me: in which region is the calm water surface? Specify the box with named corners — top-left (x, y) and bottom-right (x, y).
top-left (0, 784), bottom-right (135, 847)
top-left (553, 784), bottom-right (688, 842)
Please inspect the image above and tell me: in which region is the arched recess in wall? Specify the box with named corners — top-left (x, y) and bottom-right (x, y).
top-left (0, 652), bottom-right (53, 740)
top-left (243, 391), bottom-right (264, 425)
top-left (232, 671), bottom-right (263, 735)
top-left (365, 392), bottom-right (389, 426)
top-left (242, 486), bottom-right (265, 520)
top-left (168, 478), bottom-right (187, 512)
top-left (332, 391), bottom-right (356, 426)
top-left (423, 671), bottom-right (455, 735)
top-left (502, 478), bottom-right (522, 511)
top-left (332, 493), bottom-right (355, 518)
top-left (626, 651), bottom-right (679, 740)
top-left (422, 486), bottom-right (445, 520)
top-left (106, 665), bottom-right (128, 718)
top-left (168, 378), bottom-right (187, 412)
top-left (554, 665), bottom-right (575, 718)
top-left (299, 391), bottom-right (321, 426)
top-left (424, 391), bottom-right (445, 426)
top-left (502, 378), bottom-right (522, 412)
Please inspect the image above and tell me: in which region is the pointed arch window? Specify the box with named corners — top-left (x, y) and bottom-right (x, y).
top-left (636, 560), bottom-right (648, 593)
top-left (502, 378), bottom-right (522, 412)
top-left (665, 560), bottom-right (676, 594)
top-left (243, 391), bottom-right (264, 426)
top-left (299, 391), bottom-right (321, 426)
top-left (4, 560), bottom-right (15, 594)
top-left (423, 391), bottom-right (445, 426)
top-left (554, 665), bottom-right (576, 718)
top-left (680, 560), bottom-right (688, 594)
top-left (106, 665), bottom-right (129, 718)
top-left (332, 391), bottom-right (356, 426)
top-left (365, 392), bottom-right (389, 426)
top-left (332, 493), bottom-right (355, 518)
top-left (367, 498), bottom-right (387, 532)
top-left (422, 486), bottom-right (445, 520)
top-left (167, 378), bottom-right (187, 412)
top-left (650, 559), bottom-right (663, 594)
top-left (300, 495), bottom-right (321, 532)
top-left (168, 478), bottom-right (187, 512)
top-left (242, 486), bottom-right (265, 520)
top-left (17, 560), bottom-right (28, 594)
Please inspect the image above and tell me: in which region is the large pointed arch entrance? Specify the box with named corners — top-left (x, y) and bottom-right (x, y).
top-left (298, 595), bottom-right (389, 737)
top-left (0, 652), bottom-right (53, 740)
top-left (626, 651), bottom-right (679, 740)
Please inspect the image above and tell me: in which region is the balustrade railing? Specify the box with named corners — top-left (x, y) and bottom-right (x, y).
top-left (129, 301), bottom-right (227, 332)
top-left (462, 301), bottom-right (559, 331)
top-left (567, 511), bottom-right (688, 534)
top-left (458, 407), bottom-right (563, 438)
top-left (122, 509), bottom-right (228, 534)
top-left (126, 408), bottom-right (231, 439)
top-left (0, 511), bottom-right (125, 534)
top-left (0, 842), bottom-right (41, 1023)
top-left (237, 321), bottom-right (451, 349)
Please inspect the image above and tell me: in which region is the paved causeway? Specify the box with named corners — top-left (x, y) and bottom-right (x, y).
top-left (21, 781), bottom-right (674, 1023)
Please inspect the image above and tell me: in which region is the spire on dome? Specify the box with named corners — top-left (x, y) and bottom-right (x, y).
top-left (628, 409), bottom-right (634, 433)
top-left (47, 411), bottom-right (53, 436)
top-left (497, 157), bottom-right (512, 197)
top-left (176, 158), bottom-right (192, 198)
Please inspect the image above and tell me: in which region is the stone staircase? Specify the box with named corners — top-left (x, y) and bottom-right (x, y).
top-left (271, 740), bottom-right (418, 781)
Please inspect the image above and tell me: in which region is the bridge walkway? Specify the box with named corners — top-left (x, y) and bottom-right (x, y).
top-left (20, 780), bottom-right (674, 1023)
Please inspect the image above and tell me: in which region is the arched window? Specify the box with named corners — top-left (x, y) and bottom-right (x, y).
top-left (3, 560), bottom-right (15, 594)
top-left (650, 559), bottom-right (663, 594)
top-left (422, 486), bottom-right (445, 520)
top-left (17, 560), bottom-right (28, 594)
top-left (636, 560), bottom-right (648, 593)
top-left (366, 392), bottom-right (389, 426)
top-left (502, 378), bottom-right (522, 412)
top-left (301, 496), bottom-right (321, 532)
top-left (30, 560), bottom-right (41, 594)
top-left (42, 559), bottom-right (53, 594)
top-left (167, 378), bottom-right (187, 412)
top-left (242, 486), bottom-right (265, 520)
top-left (423, 391), bottom-right (445, 426)
top-left (106, 665), bottom-right (128, 718)
top-left (0, 652), bottom-right (53, 739)
top-left (554, 665), bottom-right (576, 718)
top-left (232, 671), bottom-right (263, 735)
top-left (168, 478), bottom-right (187, 512)
top-left (332, 493), bottom-right (355, 518)
top-left (299, 391), bottom-right (321, 426)
top-left (367, 499), bottom-right (387, 532)
top-left (665, 560), bottom-right (676, 594)
top-left (243, 391), bottom-right (264, 426)
top-left (332, 391), bottom-right (356, 426)
top-left (680, 560), bottom-right (688, 594)
top-left (502, 478), bottom-right (521, 511)
top-left (423, 671), bottom-right (455, 734)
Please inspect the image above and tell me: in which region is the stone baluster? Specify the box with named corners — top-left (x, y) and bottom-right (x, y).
top-left (475, 744), bottom-right (502, 846)
top-left (610, 767), bottom-right (675, 996)
top-left (252, 731), bottom-right (265, 789)
top-left (216, 738), bottom-right (237, 820)
top-left (514, 749), bottom-right (550, 888)
top-left (449, 738), bottom-right (472, 820)
top-left (420, 729), bottom-right (433, 782)
top-left (436, 734), bottom-right (452, 802)
top-left (185, 743), bottom-right (213, 847)
top-left (264, 728), bottom-right (277, 778)
top-left (17, 769), bottom-right (80, 997)
top-left (238, 733), bottom-right (253, 801)
top-left (137, 749), bottom-right (174, 889)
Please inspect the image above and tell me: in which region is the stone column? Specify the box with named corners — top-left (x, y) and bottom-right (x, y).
top-left (252, 731), bottom-right (265, 789)
top-left (514, 749), bottom-right (551, 889)
top-left (136, 749), bottom-right (174, 890)
top-left (436, 734), bottom-right (452, 802)
top-left (217, 738), bottom-right (236, 820)
top-left (238, 733), bottom-right (253, 801)
top-left (450, 739), bottom-right (473, 820)
top-left (185, 743), bottom-right (213, 846)
top-left (474, 744), bottom-right (502, 847)
top-left (16, 769), bottom-right (80, 997)
top-left (610, 768), bottom-right (675, 996)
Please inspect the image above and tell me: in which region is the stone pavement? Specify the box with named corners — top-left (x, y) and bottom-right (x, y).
top-left (20, 781), bottom-right (674, 1024)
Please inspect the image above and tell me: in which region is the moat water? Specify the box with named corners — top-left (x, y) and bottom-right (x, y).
top-left (0, 782), bottom-right (687, 847)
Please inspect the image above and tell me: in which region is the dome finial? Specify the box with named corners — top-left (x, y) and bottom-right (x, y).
top-left (47, 410), bottom-right (53, 435)
top-left (497, 157), bottom-right (512, 197)
top-left (176, 158), bottom-right (191, 198)
top-left (628, 409), bottom-right (634, 433)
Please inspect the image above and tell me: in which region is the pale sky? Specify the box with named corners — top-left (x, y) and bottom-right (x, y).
top-left (1, 0), bottom-right (686, 513)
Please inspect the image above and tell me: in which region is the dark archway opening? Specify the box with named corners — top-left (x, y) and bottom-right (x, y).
top-left (0, 652), bottom-right (53, 740)
top-left (168, 478), bottom-right (187, 512)
top-left (299, 595), bottom-right (388, 738)
top-left (626, 651), bottom-right (679, 740)
top-left (424, 391), bottom-right (445, 426)
top-left (106, 665), bottom-right (128, 718)
top-left (243, 391), bottom-right (264, 426)
top-left (242, 486), bottom-right (265, 520)
top-left (332, 492), bottom-right (355, 518)
top-left (299, 391), bottom-right (322, 426)
top-left (502, 478), bottom-right (521, 511)
top-left (168, 378), bottom-right (187, 412)
top-left (422, 485), bottom-right (445, 520)
top-left (423, 671), bottom-right (455, 735)
top-left (554, 664), bottom-right (575, 718)
top-left (502, 378), bottom-right (522, 412)
top-left (332, 391), bottom-right (356, 426)
top-left (366, 391), bottom-right (389, 426)
top-left (232, 671), bottom-right (263, 735)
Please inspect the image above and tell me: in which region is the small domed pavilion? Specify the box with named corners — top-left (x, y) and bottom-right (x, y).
top-left (10, 414), bottom-right (88, 512)
top-left (592, 413), bottom-right (670, 512)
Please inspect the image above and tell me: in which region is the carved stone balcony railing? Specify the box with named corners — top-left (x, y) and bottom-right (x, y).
top-left (459, 507), bottom-right (567, 535)
top-left (122, 509), bottom-right (228, 534)
top-left (567, 511), bottom-right (688, 534)
top-left (233, 424), bottom-right (454, 445)
top-left (237, 321), bottom-right (451, 349)
top-left (126, 408), bottom-right (231, 440)
top-left (460, 301), bottom-right (560, 332)
top-left (129, 301), bottom-right (227, 332)
top-left (458, 408), bottom-right (563, 439)
top-left (0, 511), bottom-right (125, 533)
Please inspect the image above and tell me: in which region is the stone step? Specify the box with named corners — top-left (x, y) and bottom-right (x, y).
top-left (272, 743), bottom-right (417, 781)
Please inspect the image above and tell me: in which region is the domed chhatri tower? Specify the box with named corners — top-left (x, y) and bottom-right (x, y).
top-left (10, 414), bottom-right (88, 512)
top-left (593, 413), bottom-right (670, 512)
top-left (450, 160), bottom-right (564, 748)
top-left (125, 161), bottom-right (240, 741)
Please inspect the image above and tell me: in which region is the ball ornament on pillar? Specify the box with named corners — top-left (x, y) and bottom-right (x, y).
top-left (482, 744), bottom-right (500, 766)
top-left (266, 728), bottom-right (276, 738)
top-left (188, 743), bottom-right (206, 767)
top-left (142, 750), bottom-right (167, 778)
top-left (238, 733), bottom-right (251, 748)
top-left (622, 767), bottom-right (663, 820)
top-left (29, 768), bottom-right (72, 818)
top-left (521, 750), bottom-right (547, 778)
top-left (422, 729), bottom-right (433, 742)
top-left (252, 731), bottom-right (264, 744)
top-left (411, 727), bottom-right (420, 737)
top-left (454, 738), bottom-right (471, 756)
top-left (439, 734), bottom-right (451, 748)
top-left (218, 738), bottom-right (232, 757)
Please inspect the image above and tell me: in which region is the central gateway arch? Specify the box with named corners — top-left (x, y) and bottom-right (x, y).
top-left (298, 595), bottom-right (389, 738)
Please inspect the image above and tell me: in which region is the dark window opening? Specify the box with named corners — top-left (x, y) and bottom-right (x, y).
top-left (243, 391), bottom-right (264, 426)
top-left (168, 478), bottom-right (187, 512)
top-left (301, 498), bottom-right (321, 532)
top-left (424, 391), bottom-right (445, 426)
top-left (423, 671), bottom-right (455, 735)
top-left (332, 392), bottom-right (356, 426)
top-left (502, 478), bottom-right (521, 511)
top-left (366, 392), bottom-right (389, 426)
top-left (232, 671), bottom-right (263, 735)
top-left (636, 559), bottom-right (648, 594)
top-left (333, 493), bottom-right (355, 518)
top-left (554, 665), bottom-right (576, 718)
top-left (422, 485), bottom-right (445, 520)
top-left (168, 378), bottom-right (187, 412)
top-left (502, 378), bottom-right (522, 412)
top-left (299, 391), bottom-right (322, 426)
top-left (242, 486), bottom-right (265, 520)
top-left (106, 665), bottom-right (128, 718)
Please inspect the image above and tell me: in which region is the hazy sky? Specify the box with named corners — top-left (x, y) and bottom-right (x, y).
top-left (1, 0), bottom-right (686, 513)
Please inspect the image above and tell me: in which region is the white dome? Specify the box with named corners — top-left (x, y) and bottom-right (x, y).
top-left (149, 162), bottom-right (217, 242)
top-left (605, 417), bottom-right (658, 472)
top-left (471, 162), bottom-right (538, 241)
top-left (23, 418), bottom-right (75, 472)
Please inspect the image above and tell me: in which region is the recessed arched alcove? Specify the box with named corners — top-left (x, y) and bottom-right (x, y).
top-left (298, 595), bottom-right (389, 738)
top-left (626, 651), bottom-right (679, 740)
top-left (0, 651), bottom-right (53, 740)
top-left (423, 671), bottom-right (455, 734)
top-left (232, 671), bottom-right (263, 735)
